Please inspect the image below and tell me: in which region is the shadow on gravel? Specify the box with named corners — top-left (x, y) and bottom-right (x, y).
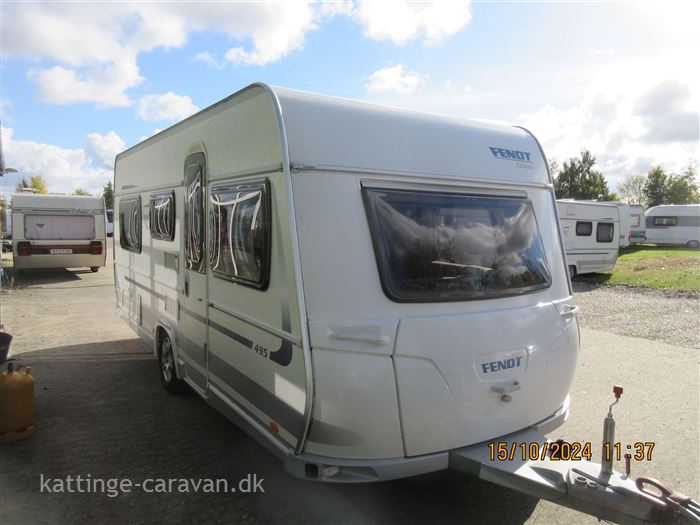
top-left (8, 267), bottom-right (91, 289)
top-left (571, 273), bottom-right (611, 291)
top-left (1, 340), bottom-right (540, 525)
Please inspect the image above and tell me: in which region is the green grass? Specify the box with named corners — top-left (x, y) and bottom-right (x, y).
top-left (577, 245), bottom-right (700, 292)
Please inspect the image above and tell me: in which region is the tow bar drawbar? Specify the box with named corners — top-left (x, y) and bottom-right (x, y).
top-left (450, 386), bottom-right (700, 524)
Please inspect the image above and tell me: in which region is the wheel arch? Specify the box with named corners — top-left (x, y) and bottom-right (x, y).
top-left (153, 320), bottom-right (182, 379)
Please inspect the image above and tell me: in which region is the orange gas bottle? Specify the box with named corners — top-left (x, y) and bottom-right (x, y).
top-left (0, 362), bottom-right (35, 442)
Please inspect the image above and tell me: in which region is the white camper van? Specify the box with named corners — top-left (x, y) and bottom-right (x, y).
top-left (557, 200), bottom-right (620, 277)
top-left (114, 84), bottom-right (578, 482)
top-left (629, 204), bottom-right (645, 243)
top-left (644, 204), bottom-right (700, 248)
top-left (11, 193), bottom-right (107, 272)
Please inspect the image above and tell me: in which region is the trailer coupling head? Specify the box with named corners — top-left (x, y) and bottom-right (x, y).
top-left (449, 385), bottom-right (700, 524)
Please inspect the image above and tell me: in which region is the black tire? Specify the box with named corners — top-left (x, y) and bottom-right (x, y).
top-left (568, 266), bottom-right (577, 280)
top-left (686, 240), bottom-right (699, 249)
top-left (90, 266), bottom-right (99, 273)
top-left (159, 334), bottom-right (186, 394)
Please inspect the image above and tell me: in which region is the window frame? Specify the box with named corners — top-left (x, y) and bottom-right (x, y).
top-left (596, 222), bottom-right (615, 243)
top-left (119, 196), bottom-right (142, 253)
top-left (208, 179), bottom-right (271, 291)
top-left (653, 216), bottom-right (677, 226)
top-left (362, 186), bottom-right (552, 304)
top-left (149, 191), bottom-right (175, 242)
top-left (184, 153), bottom-right (206, 273)
top-left (575, 221), bottom-right (593, 236)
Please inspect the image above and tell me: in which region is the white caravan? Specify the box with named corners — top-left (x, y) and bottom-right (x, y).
top-left (113, 85), bottom-right (697, 523)
top-left (115, 83), bottom-right (577, 478)
top-left (557, 200), bottom-right (620, 277)
top-left (12, 193), bottom-right (107, 272)
top-left (629, 204), bottom-right (645, 243)
top-left (644, 204), bottom-right (700, 248)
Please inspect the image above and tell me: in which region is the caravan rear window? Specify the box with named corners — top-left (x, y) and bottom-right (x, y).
top-left (119, 198), bottom-right (141, 253)
top-left (24, 215), bottom-right (95, 240)
top-left (597, 222), bottom-right (614, 243)
top-left (363, 187), bottom-right (551, 302)
top-left (208, 181), bottom-right (270, 289)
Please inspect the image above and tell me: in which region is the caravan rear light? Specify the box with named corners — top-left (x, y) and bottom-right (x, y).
top-left (90, 241), bottom-right (103, 255)
top-left (17, 242), bottom-right (31, 256)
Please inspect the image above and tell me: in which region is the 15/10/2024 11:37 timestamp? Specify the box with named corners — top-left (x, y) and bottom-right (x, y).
top-left (487, 441), bottom-right (656, 462)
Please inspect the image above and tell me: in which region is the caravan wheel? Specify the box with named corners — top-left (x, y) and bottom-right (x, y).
top-left (568, 266), bottom-right (577, 280)
top-left (686, 240), bottom-right (699, 249)
top-left (159, 334), bottom-right (186, 394)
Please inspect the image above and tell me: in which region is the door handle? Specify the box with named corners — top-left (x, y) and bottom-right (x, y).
top-left (491, 381), bottom-right (521, 394)
top-left (559, 304), bottom-right (580, 320)
top-left (184, 273), bottom-right (189, 297)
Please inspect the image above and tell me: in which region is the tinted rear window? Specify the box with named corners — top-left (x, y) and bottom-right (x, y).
top-left (363, 187), bottom-right (551, 302)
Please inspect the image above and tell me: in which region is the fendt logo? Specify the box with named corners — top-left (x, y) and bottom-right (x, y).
top-left (481, 357), bottom-right (523, 374)
top-left (489, 147), bottom-right (533, 163)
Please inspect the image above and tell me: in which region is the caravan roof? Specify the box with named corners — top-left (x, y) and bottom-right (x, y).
top-left (118, 84), bottom-right (550, 188)
top-left (11, 193), bottom-right (105, 212)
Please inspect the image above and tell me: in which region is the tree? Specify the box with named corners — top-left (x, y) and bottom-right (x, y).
top-left (643, 166), bottom-right (668, 207)
top-left (554, 150), bottom-right (614, 200)
top-left (28, 175), bottom-right (48, 194)
top-left (102, 180), bottom-right (114, 209)
top-left (617, 172), bottom-right (646, 204)
top-left (73, 188), bottom-right (91, 196)
top-left (665, 163), bottom-right (700, 205)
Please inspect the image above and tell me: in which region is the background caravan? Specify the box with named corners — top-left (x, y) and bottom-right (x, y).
top-left (114, 83), bottom-right (577, 479)
top-left (629, 204), bottom-right (646, 243)
top-left (556, 200), bottom-right (620, 278)
top-left (644, 204), bottom-right (700, 248)
top-left (11, 193), bottom-right (107, 273)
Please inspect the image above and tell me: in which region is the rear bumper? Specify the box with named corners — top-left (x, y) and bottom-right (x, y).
top-left (285, 396), bottom-right (570, 483)
top-left (13, 253), bottom-right (106, 269)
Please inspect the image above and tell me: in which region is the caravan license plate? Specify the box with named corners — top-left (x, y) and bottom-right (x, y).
top-left (50, 248), bottom-right (72, 254)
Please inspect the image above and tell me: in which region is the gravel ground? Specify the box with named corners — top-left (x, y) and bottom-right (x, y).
top-left (572, 281), bottom-right (700, 348)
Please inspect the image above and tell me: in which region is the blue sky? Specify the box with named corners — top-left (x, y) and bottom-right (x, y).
top-left (1, 1), bottom-right (698, 196)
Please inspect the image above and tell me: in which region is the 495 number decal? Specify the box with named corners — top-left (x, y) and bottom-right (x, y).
top-left (254, 344), bottom-right (269, 358)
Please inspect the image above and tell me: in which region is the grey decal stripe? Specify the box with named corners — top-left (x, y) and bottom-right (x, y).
top-left (124, 276), bottom-right (165, 300)
top-left (208, 319), bottom-right (254, 349)
top-left (181, 305), bottom-right (207, 325)
top-left (208, 353), bottom-right (303, 437)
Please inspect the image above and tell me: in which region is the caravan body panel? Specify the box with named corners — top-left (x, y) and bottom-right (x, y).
top-left (557, 200), bottom-right (620, 275)
top-left (644, 204), bottom-right (700, 246)
top-left (114, 83), bottom-right (579, 473)
top-left (11, 193), bottom-right (106, 270)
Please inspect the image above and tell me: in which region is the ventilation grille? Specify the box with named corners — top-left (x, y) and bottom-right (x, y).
top-left (164, 252), bottom-right (178, 271)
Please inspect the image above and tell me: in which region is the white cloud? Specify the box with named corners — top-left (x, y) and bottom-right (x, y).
top-left (3, 2), bottom-right (316, 105)
top-left (4, 2), bottom-right (473, 104)
top-left (518, 54), bottom-right (699, 188)
top-left (85, 131), bottom-right (125, 170)
top-left (352, 0), bottom-right (472, 45)
top-left (2, 128), bottom-right (122, 195)
top-left (193, 52), bottom-right (224, 69)
top-left (138, 92), bottom-right (199, 122)
top-left (366, 65), bottom-right (427, 94)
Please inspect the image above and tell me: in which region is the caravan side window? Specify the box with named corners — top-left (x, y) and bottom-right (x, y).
top-left (208, 180), bottom-right (271, 289)
top-left (149, 192), bottom-right (175, 241)
top-left (576, 221), bottom-right (592, 236)
top-left (653, 216), bottom-right (677, 226)
top-left (119, 197), bottom-right (141, 253)
top-left (597, 222), bottom-right (614, 243)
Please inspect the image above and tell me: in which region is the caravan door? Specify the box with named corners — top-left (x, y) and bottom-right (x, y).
top-left (179, 152), bottom-right (208, 390)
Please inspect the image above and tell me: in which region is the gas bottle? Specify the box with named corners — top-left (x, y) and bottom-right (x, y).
top-left (0, 362), bottom-right (35, 442)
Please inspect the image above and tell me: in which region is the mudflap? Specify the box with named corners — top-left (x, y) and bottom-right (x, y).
top-left (449, 428), bottom-right (679, 525)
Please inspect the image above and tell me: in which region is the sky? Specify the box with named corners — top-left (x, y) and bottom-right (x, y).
top-left (1, 0), bottom-right (698, 198)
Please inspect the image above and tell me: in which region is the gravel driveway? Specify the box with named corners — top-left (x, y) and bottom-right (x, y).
top-left (572, 281), bottom-right (700, 348)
